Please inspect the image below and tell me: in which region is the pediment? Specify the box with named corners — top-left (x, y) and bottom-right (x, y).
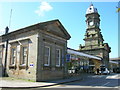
top-left (43, 20), bottom-right (71, 40)
top-left (1, 19), bottom-right (71, 41)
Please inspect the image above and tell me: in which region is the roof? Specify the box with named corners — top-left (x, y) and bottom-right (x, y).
top-left (109, 61), bottom-right (119, 64)
top-left (1, 19), bottom-right (71, 40)
top-left (67, 48), bottom-right (101, 60)
top-left (86, 3), bottom-right (98, 14)
top-left (110, 57), bottom-right (120, 61)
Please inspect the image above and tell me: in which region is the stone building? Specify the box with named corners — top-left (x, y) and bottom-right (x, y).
top-left (109, 57), bottom-right (120, 72)
top-left (79, 4), bottom-right (111, 68)
top-left (0, 19), bottom-right (71, 81)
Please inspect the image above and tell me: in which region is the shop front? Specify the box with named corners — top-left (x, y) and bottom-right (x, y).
top-left (67, 48), bottom-right (102, 75)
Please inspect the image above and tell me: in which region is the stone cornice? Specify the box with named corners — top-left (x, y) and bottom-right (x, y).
top-left (0, 19), bottom-right (71, 41)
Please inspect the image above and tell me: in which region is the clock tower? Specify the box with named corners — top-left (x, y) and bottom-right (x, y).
top-left (79, 4), bottom-right (111, 68)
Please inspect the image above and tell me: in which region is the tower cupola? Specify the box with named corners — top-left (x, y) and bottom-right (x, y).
top-left (86, 3), bottom-right (98, 14)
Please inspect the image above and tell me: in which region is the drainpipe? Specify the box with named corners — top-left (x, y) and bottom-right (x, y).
top-left (4, 26), bottom-right (9, 77)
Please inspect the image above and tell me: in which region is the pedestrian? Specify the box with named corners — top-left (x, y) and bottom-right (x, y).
top-left (97, 68), bottom-right (99, 75)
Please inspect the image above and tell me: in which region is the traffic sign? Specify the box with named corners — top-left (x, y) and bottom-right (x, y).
top-left (66, 54), bottom-right (71, 62)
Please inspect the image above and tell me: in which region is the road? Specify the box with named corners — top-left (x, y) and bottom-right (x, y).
top-left (1, 73), bottom-right (120, 90)
top-left (42, 73), bottom-right (120, 89)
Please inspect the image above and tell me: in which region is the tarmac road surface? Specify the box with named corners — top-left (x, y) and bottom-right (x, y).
top-left (1, 73), bottom-right (120, 90)
top-left (42, 73), bottom-right (120, 89)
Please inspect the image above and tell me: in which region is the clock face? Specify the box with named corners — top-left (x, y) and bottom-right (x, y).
top-left (89, 21), bottom-right (94, 26)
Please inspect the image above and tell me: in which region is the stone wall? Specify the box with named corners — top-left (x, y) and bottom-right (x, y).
top-left (2, 30), bottom-right (38, 81)
top-left (36, 31), bottom-right (67, 81)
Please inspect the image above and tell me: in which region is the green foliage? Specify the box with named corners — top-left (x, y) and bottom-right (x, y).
top-left (116, 8), bottom-right (120, 12)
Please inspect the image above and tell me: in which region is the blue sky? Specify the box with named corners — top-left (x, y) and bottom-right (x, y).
top-left (0, 2), bottom-right (118, 58)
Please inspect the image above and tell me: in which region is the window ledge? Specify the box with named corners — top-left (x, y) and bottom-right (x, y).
top-left (19, 64), bottom-right (26, 66)
top-left (19, 64), bottom-right (28, 69)
top-left (9, 64), bottom-right (15, 67)
top-left (56, 65), bottom-right (60, 67)
top-left (44, 64), bottom-right (50, 67)
top-left (9, 64), bottom-right (16, 69)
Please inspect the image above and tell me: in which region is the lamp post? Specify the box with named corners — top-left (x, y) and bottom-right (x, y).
top-left (4, 26), bottom-right (9, 77)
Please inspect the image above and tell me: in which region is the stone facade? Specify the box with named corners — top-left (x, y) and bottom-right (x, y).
top-left (79, 4), bottom-right (111, 68)
top-left (109, 58), bottom-right (120, 70)
top-left (0, 19), bottom-right (71, 81)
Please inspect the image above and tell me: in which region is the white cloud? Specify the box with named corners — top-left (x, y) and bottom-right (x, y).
top-left (35, 1), bottom-right (53, 16)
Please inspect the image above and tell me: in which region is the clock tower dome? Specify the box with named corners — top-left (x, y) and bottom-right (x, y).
top-left (84, 3), bottom-right (104, 46)
top-left (79, 3), bottom-right (111, 68)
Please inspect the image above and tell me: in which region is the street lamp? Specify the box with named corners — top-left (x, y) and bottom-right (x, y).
top-left (4, 26), bottom-right (9, 77)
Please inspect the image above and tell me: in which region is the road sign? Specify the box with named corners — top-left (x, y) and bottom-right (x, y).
top-left (30, 62), bottom-right (34, 67)
top-left (66, 54), bottom-right (71, 62)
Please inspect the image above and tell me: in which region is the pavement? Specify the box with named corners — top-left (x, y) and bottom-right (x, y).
top-left (0, 73), bottom-right (88, 89)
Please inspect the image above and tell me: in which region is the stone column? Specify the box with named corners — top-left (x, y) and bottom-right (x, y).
top-left (36, 32), bottom-right (44, 81)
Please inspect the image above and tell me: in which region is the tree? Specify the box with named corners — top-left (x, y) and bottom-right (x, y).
top-left (116, 1), bottom-right (120, 12)
top-left (116, 7), bottom-right (120, 12)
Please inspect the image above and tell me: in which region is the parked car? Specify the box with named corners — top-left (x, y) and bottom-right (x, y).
top-left (99, 67), bottom-right (110, 75)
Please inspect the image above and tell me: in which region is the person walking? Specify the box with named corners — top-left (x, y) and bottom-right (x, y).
top-left (97, 68), bottom-right (99, 75)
